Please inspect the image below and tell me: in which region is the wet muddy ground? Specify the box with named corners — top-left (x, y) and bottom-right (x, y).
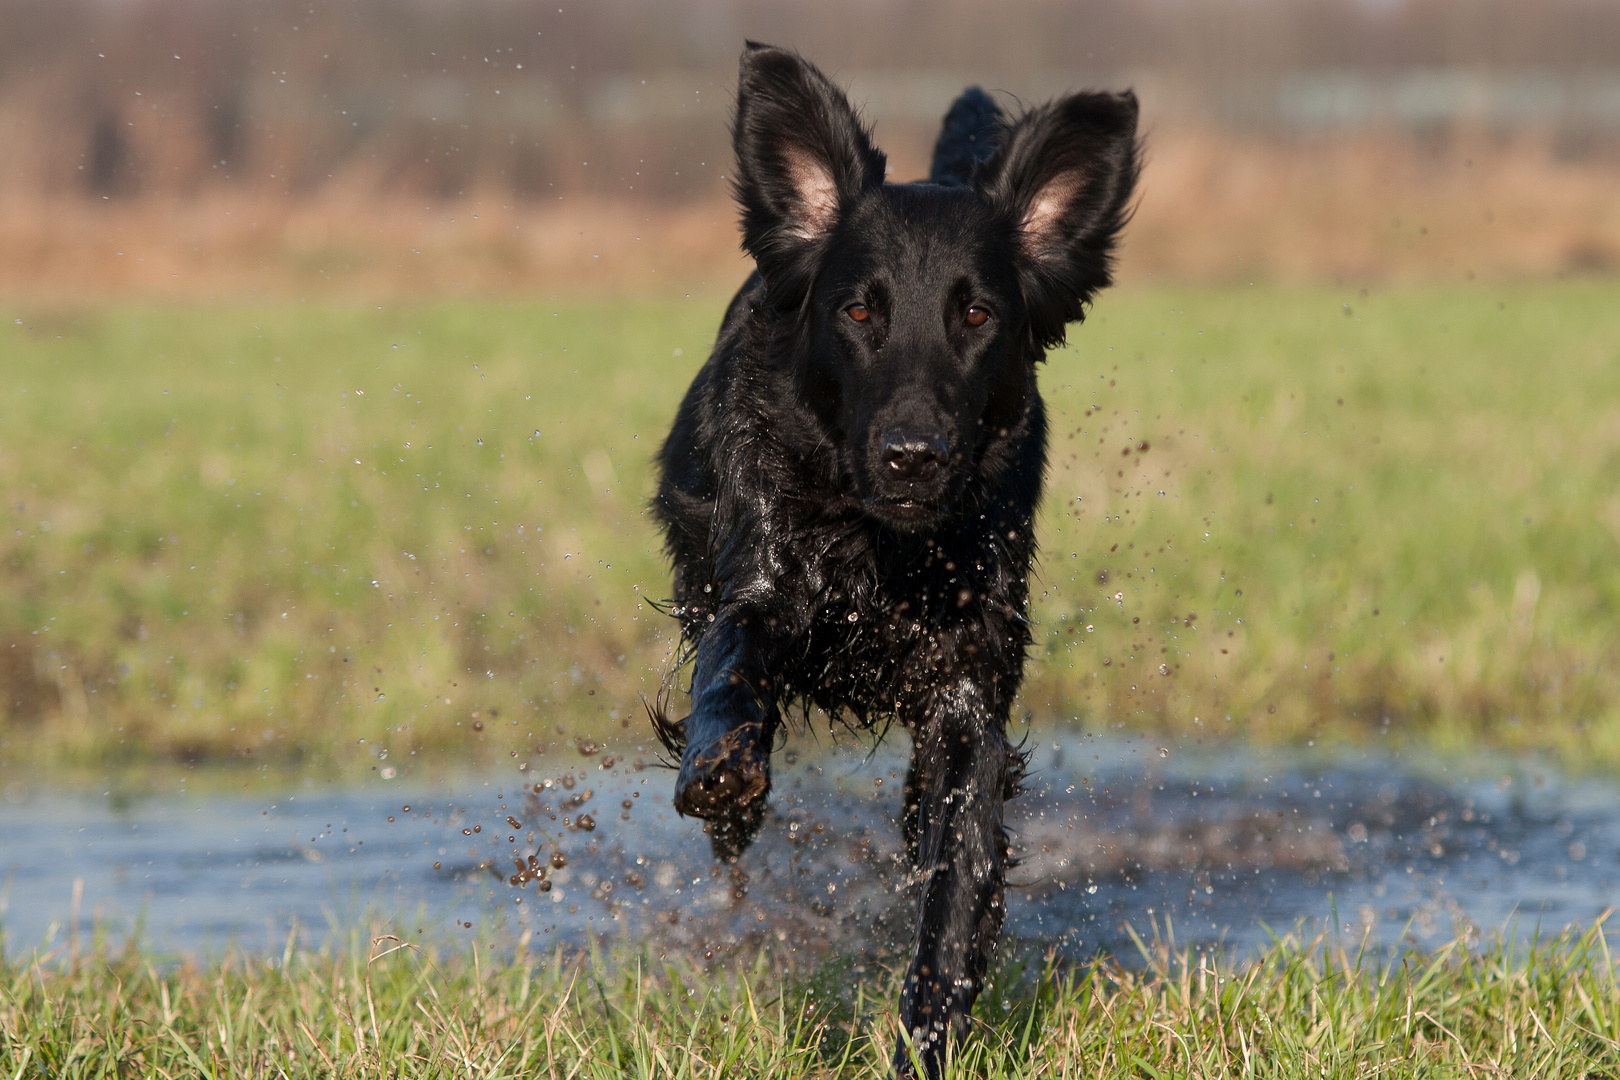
top-left (3, 733), bottom-right (1617, 963)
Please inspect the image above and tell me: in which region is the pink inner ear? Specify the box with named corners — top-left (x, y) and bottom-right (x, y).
top-left (781, 143), bottom-right (840, 240)
top-left (1020, 172), bottom-right (1085, 255)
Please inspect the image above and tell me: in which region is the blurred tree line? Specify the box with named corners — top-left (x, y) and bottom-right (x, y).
top-left (3, 0), bottom-right (1619, 205)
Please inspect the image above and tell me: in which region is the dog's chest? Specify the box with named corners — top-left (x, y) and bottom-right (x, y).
top-left (781, 516), bottom-right (1010, 704)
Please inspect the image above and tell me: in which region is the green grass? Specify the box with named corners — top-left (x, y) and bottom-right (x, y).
top-left (4, 921), bottom-right (1619, 1077)
top-left (2, 281), bottom-right (1619, 781)
top-left (1031, 279), bottom-right (1620, 763)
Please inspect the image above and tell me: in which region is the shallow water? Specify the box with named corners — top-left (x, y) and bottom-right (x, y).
top-left (3, 733), bottom-right (1617, 962)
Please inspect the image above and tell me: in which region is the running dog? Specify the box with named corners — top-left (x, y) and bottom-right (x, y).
top-left (652, 43), bottom-right (1139, 1076)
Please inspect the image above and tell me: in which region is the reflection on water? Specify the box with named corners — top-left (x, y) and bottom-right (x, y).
top-left (3, 733), bottom-right (1617, 963)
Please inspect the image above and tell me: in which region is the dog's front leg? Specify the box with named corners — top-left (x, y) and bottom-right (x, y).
top-left (671, 597), bottom-right (798, 860)
top-left (895, 671), bottom-right (1015, 1078)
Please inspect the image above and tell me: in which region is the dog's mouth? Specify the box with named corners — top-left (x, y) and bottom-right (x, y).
top-left (864, 494), bottom-right (947, 530)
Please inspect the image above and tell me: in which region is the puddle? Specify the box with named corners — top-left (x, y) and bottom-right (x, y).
top-left (3, 733), bottom-right (1617, 962)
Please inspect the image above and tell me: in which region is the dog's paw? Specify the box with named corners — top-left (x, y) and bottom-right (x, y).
top-left (703, 797), bottom-right (768, 863)
top-left (673, 718), bottom-right (771, 823)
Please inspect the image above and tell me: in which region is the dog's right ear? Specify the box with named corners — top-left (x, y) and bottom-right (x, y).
top-left (732, 43), bottom-right (887, 306)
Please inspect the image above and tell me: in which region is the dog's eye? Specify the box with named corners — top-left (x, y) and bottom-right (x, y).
top-left (964, 306), bottom-right (990, 328)
top-left (846, 303), bottom-right (870, 323)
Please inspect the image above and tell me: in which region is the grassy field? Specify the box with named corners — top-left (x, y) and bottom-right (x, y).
top-left (4, 922), bottom-right (1618, 1078)
top-left (2, 281), bottom-right (1618, 781)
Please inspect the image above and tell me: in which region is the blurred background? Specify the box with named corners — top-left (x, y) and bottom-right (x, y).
top-left (3, 0), bottom-right (1619, 783)
top-left (3, 0), bottom-right (1620, 299)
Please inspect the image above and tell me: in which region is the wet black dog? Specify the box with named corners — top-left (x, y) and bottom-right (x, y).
top-left (652, 44), bottom-right (1138, 1076)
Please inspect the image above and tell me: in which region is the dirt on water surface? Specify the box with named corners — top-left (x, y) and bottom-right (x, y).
top-left (3, 732), bottom-right (1617, 965)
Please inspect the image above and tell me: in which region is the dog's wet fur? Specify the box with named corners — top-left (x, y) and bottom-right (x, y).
top-left (651, 43), bottom-right (1138, 1076)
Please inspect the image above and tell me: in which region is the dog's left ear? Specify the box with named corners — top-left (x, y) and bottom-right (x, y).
top-left (978, 91), bottom-right (1140, 347)
top-left (732, 43), bottom-right (887, 307)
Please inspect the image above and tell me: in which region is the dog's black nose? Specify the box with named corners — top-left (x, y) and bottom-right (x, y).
top-left (880, 432), bottom-right (948, 481)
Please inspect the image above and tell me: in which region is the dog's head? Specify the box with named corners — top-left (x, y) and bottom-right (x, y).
top-left (731, 44), bottom-right (1139, 533)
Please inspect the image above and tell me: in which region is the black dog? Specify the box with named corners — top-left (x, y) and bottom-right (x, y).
top-left (652, 44), bottom-right (1138, 1076)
